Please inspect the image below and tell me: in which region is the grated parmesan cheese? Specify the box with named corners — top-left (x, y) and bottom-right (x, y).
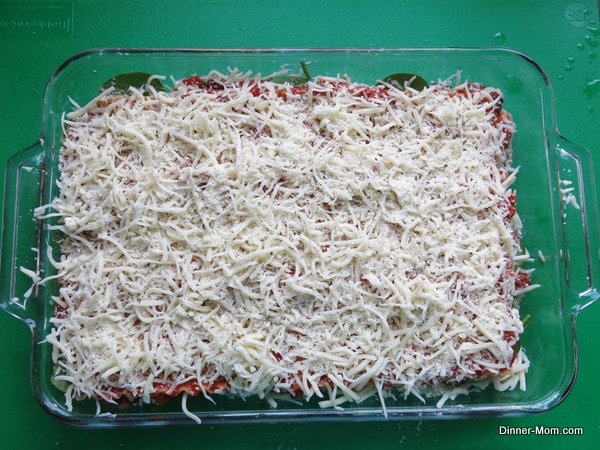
top-left (40, 70), bottom-right (532, 414)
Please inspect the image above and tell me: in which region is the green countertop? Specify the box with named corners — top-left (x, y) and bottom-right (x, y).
top-left (1, 0), bottom-right (599, 448)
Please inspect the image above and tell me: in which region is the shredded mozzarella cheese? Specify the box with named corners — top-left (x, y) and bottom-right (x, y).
top-left (41, 70), bottom-right (531, 414)
top-left (537, 250), bottom-right (546, 263)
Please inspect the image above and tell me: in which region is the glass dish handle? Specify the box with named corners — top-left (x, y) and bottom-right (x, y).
top-left (0, 141), bottom-right (44, 326)
top-left (555, 135), bottom-right (600, 313)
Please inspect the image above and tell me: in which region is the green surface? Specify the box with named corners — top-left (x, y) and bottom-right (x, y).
top-left (0, 0), bottom-right (599, 448)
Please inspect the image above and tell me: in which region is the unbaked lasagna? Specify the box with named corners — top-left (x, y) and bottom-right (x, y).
top-left (40, 70), bottom-right (535, 416)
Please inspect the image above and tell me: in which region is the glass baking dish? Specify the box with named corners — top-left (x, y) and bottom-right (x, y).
top-left (1, 48), bottom-right (599, 427)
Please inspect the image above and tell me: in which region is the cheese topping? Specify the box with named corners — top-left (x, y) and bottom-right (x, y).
top-left (40, 70), bottom-right (530, 413)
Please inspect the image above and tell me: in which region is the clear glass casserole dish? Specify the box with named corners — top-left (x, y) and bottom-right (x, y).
top-left (1, 48), bottom-right (599, 427)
